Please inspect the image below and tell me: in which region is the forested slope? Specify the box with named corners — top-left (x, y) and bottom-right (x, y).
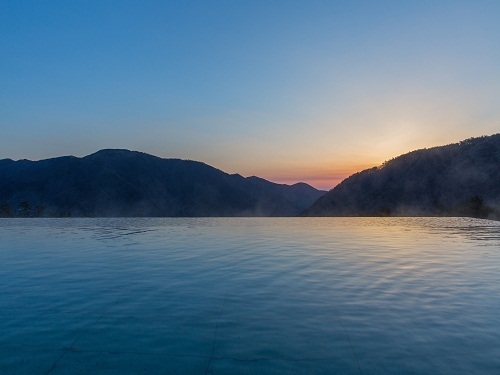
top-left (306, 134), bottom-right (500, 219)
top-left (0, 149), bottom-right (325, 217)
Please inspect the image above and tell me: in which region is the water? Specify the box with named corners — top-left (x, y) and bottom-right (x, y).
top-left (1, 217), bottom-right (499, 374)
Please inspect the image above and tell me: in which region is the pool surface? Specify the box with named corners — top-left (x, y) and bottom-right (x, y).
top-left (1, 217), bottom-right (500, 374)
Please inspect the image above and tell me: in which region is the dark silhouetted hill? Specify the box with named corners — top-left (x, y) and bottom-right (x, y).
top-left (0, 149), bottom-right (325, 217)
top-left (305, 134), bottom-right (500, 220)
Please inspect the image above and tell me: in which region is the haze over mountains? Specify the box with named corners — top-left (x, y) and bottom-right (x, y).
top-left (0, 149), bottom-right (325, 217)
top-left (306, 134), bottom-right (500, 220)
top-left (1, 134), bottom-right (499, 219)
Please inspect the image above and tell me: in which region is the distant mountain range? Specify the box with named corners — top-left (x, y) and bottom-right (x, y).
top-left (2, 134), bottom-right (499, 219)
top-left (0, 149), bottom-right (325, 217)
top-left (305, 134), bottom-right (500, 220)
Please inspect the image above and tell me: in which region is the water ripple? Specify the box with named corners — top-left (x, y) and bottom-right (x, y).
top-left (1, 217), bottom-right (499, 374)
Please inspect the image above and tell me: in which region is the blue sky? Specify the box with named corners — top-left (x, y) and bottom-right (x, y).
top-left (1, 0), bottom-right (499, 189)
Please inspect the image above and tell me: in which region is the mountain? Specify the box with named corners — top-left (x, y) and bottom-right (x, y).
top-left (305, 134), bottom-right (500, 219)
top-left (0, 149), bottom-right (325, 217)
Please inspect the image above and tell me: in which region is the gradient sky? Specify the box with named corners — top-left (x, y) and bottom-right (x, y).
top-left (1, 0), bottom-right (499, 190)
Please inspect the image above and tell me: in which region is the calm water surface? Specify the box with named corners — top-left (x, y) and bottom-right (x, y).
top-left (1, 217), bottom-right (499, 374)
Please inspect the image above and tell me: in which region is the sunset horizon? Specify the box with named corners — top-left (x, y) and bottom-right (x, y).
top-left (2, 1), bottom-right (499, 191)
top-left (2, 131), bottom-right (497, 191)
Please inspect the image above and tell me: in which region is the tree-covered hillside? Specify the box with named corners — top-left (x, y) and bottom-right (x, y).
top-left (0, 149), bottom-right (325, 217)
top-left (306, 134), bottom-right (500, 219)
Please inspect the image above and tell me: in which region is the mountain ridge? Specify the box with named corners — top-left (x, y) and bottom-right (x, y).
top-left (305, 134), bottom-right (500, 220)
top-left (0, 149), bottom-right (325, 217)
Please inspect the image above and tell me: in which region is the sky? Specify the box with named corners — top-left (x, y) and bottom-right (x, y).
top-left (1, 0), bottom-right (499, 190)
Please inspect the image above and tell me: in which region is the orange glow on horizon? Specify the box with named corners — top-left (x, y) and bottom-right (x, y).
top-left (259, 163), bottom-right (378, 191)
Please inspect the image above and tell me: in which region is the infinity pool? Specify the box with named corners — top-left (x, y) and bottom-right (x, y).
top-left (1, 217), bottom-right (499, 374)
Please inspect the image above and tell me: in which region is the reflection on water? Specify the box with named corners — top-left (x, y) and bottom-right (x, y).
top-left (0, 217), bottom-right (499, 374)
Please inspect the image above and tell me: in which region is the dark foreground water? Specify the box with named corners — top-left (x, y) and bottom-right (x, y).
top-left (1, 217), bottom-right (499, 374)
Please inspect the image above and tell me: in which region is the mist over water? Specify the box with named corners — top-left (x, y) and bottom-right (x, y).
top-left (1, 217), bottom-right (499, 374)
